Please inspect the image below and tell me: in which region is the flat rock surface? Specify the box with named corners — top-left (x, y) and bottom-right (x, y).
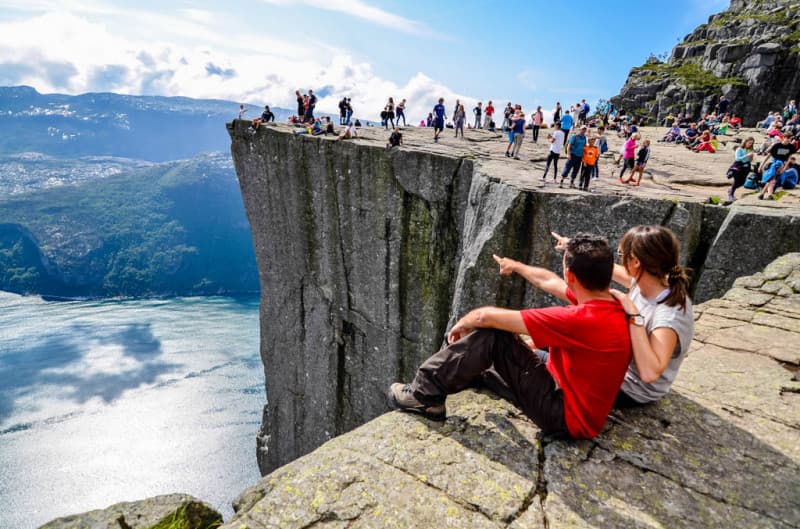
top-left (260, 122), bottom-right (800, 212)
top-left (224, 254), bottom-right (800, 529)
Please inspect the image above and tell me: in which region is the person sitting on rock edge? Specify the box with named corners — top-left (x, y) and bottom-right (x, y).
top-left (554, 226), bottom-right (694, 407)
top-left (388, 233), bottom-right (632, 440)
top-left (386, 127), bottom-right (403, 150)
top-left (336, 121), bottom-right (357, 141)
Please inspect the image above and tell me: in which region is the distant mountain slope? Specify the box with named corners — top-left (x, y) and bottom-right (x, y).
top-left (611, 0), bottom-right (800, 125)
top-left (0, 152), bottom-right (258, 298)
top-left (0, 86), bottom-right (290, 161)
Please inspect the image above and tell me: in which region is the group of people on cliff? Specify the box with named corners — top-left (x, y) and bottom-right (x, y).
top-left (389, 225), bottom-right (694, 444)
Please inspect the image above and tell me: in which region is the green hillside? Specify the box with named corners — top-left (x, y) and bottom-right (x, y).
top-left (0, 153), bottom-right (258, 297)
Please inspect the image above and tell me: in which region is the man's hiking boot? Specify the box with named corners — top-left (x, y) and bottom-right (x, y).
top-left (388, 383), bottom-right (446, 421)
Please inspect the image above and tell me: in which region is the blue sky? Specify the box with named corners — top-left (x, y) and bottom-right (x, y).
top-left (0, 0), bottom-right (730, 121)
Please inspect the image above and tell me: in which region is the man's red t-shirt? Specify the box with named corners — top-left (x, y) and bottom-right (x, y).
top-left (485, 104), bottom-right (494, 116)
top-left (520, 291), bottom-right (631, 438)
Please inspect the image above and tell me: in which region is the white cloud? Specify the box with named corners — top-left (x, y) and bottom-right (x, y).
top-left (260, 0), bottom-right (430, 35)
top-left (0, 7), bottom-right (469, 123)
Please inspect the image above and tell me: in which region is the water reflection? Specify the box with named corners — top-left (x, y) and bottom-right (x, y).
top-left (0, 293), bottom-right (263, 529)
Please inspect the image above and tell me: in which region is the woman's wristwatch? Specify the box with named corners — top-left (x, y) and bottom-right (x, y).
top-left (625, 312), bottom-right (645, 327)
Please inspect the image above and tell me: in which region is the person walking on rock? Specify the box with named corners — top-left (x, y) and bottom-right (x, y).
top-left (560, 125), bottom-right (588, 187)
top-left (541, 124), bottom-right (565, 183)
top-left (388, 233), bottom-right (631, 440)
top-left (725, 136), bottom-right (755, 204)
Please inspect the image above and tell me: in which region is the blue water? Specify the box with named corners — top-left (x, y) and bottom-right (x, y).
top-left (0, 292), bottom-right (264, 529)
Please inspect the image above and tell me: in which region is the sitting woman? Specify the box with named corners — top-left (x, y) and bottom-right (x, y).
top-left (553, 226), bottom-right (693, 406)
top-left (336, 121), bottom-right (358, 141)
top-left (661, 122), bottom-right (682, 142)
top-left (693, 130), bottom-right (715, 153)
top-left (609, 225), bottom-right (694, 406)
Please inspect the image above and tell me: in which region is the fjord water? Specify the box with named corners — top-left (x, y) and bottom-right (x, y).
top-left (0, 292), bottom-right (263, 529)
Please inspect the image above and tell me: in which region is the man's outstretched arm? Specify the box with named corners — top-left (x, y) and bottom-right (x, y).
top-left (493, 254), bottom-right (569, 302)
top-left (448, 307), bottom-right (527, 344)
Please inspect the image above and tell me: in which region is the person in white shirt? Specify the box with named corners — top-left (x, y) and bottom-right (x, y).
top-left (541, 122), bottom-right (565, 182)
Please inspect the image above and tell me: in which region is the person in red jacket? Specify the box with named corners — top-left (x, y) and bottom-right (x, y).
top-left (483, 100), bottom-right (495, 129)
top-left (389, 233), bottom-right (631, 439)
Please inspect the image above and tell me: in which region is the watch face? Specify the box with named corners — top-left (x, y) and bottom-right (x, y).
top-left (632, 314), bottom-right (645, 326)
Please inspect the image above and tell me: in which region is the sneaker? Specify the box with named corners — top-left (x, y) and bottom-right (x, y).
top-left (505, 152), bottom-right (511, 158)
top-left (539, 175), bottom-right (546, 182)
top-left (513, 156), bottom-right (520, 160)
top-left (388, 383), bottom-right (446, 421)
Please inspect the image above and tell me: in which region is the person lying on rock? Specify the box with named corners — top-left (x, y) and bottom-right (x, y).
top-left (388, 233), bottom-right (631, 440)
top-left (554, 226), bottom-right (694, 408)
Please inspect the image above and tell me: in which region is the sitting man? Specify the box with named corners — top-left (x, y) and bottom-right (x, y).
top-left (388, 234), bottom-right (632, 439)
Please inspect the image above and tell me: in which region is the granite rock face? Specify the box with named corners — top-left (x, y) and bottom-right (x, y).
top-left (228, 122), bottom-right (800, 474)
top-left (38, 494), bottom-right (222, 529)
top-left (612, 0), bottom-right (800, 125)
top-left (222, 254), bottom-right (799, 528)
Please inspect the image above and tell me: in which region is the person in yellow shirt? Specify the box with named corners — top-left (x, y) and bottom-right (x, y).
top-left (578, 137), bottom-right (599, 191)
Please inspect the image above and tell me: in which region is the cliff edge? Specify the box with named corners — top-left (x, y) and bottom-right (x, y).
top-left (228, 121), bottom-right (799, 474)
top-left (221, 253), bottom-right (799, 528)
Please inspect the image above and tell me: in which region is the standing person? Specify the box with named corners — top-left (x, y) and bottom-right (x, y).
top-left (396, 99), bottom-right (407, 127)
top-left (592, 126), bottom-right (608, 182)
top-left (630, 139), bottom-right (651, 185)
top-left (560, 111), bottom-right (574, 151)
top-left (725, 137), bottom-right (755, 204)
top-left (532, 106), bottom-right (543, 143)
top-left (561, 125), bottom-right (588, 187)
top-left (388, 233), bottom-right (631, 441)
top-left (473, 102), bottom-right (483, 129)
top-left (304, 89), bottom-right (317, 122)
top-left (553, 102), bottom-right (562, 124)
top-left (571, 104), bottom-right (581, 129)
top-left (716, 94), bottom-right (730, 117)
top-left (484, 100), bottom-right (495, 129)
top-left (338, 97), bottom-right (348, 125)
top-left (578, 137), bottom-right (599, 191)
top-left (454, 104), bottom-right (466, 138)
top-left (345, 98), bottom-right (354, 125)
top-left (541, 124), bottom-right (565, 182)
top-left (502, 102), bottom-right (513, 131)
top-left (238, 104), bottom-right (248, 120)
top-left (383, 97), bottom-right (395, 129)
top-left (432, 98), bottom-right (446, 142)
top-left (619, 133), bottom-right (639, 183)
top-left (506, 105), bottom-right (522, 158)
top-left (295, 90), bottom-right (304, 119)
top-left (578, 99), bottom-right (588, 125)
top-left (510, 108), bottom-right (526, 159)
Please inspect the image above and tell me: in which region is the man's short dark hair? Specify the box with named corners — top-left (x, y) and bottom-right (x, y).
top-left (564, 233), bottom-right (613, 291)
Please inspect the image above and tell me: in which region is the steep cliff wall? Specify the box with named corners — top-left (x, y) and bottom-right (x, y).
top-left (612, 0), bottom-right (800, 125)
top-left (229, 122), bottom-right (800, 473)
